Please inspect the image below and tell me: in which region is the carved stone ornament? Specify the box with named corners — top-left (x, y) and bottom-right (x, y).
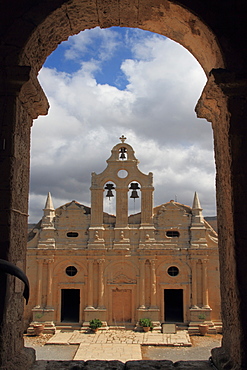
top-left (107, 273), bottom-right (136, 285)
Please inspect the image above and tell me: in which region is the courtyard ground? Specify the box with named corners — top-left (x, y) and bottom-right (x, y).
top-left (24, 330), bottom-right (222, 362)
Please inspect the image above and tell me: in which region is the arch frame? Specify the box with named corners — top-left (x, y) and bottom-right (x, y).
top-left (1, 1), bottom-right (247, 369)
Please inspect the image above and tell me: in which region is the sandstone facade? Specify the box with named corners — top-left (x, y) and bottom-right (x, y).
top-left (25, 138), bottom-right (220, 334)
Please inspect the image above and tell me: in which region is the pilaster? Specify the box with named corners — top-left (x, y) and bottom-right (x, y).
top-left (115, 187), bottom-right (128, 227)
top-left (138, 258), bottom-right (146, 309)
top-left (97, 259), bottom-right (105, 308)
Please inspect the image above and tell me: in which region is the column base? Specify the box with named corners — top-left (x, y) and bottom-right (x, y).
top-left (31, 307), bottom-right (55, 322)
top-left (84, 307), bottom-right (107, 323)
top-left (84, 306), bottom-right (96, 310)
top-left (27, 321), bottom-right (56, 335)
top-left (137, 307), bottom-right (160, 330)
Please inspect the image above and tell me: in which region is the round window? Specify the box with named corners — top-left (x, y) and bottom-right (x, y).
top-left (167, 266), bottom-right (179, 277)
top-left (117, 169), bottom-right (128, 178)
top-left (66, 266), bottom-right (78, 276)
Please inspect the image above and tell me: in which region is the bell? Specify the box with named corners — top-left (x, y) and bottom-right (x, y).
top-left (129, 182), bottom-right (140, 199)
top-left (105, 183), bottom-right (115, 198)
top-left (119, 147), bottom-right (127, 160)
top-left (120, 152), bottom-right (126, 159)
top-left (130, 190), bottom-right (139, 199)
top-left (106, 189), bottom-right (114, 198)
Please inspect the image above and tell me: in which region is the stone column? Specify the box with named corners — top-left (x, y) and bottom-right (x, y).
top-left (194, 48), bottom-right (247, 370)
top-left (90, 187), bottom-right (104, 226)
top-left (116, 188), bottom-right (128, 227)
top-left (0, 67), bottom-right (48, 368)
top-left (46, 259), bottom-right (54, 307)
top-left (191, 259), bottom-right (198, 308)
top-left (141, 186), bottom-right (154, 225)
top-left (150, 259), bottom-right (157, 308)
top-left (87, 259), bottom-right (94, 308)
top-left (202, 259), bottom-right (210, 309)
top-left (139, 259), bottom-right (146, 308)
top-left (36, 259), bottom-right (43, 307)
top-left (97, 259), bottom-right (105, 308)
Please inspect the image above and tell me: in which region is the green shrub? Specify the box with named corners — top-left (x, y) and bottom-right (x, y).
top-left (139, 318), bottom-right (153, 328)
top-left (89, 318), bottom-right (103, 330)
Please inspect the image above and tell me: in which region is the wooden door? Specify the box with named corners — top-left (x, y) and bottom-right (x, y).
top-left (112, 288), bottom-right (132, 323)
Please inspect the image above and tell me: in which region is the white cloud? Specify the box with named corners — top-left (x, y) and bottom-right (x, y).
top-left (64, 27), bottom-right (121, 62)
top-left (29, 29), bottom-right (215, 223)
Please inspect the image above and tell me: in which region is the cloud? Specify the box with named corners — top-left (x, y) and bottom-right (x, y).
top-left (64, 27), bottom-right (122, 62)
top-left (29, 28), bottom-right (215, 223)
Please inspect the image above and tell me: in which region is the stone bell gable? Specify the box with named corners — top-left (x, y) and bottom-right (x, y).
top-left (25, 137), bottom-right (221, 336)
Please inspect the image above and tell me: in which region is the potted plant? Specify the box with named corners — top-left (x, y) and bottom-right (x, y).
top-left (89, 318), bottom-right (103, 333)
top-left (139, 318), bottom-right (153, 332)
top-left (198, 313), bottom-right (209, 335)
top-left (33, 323), bottom-right (45, 336)
top-left (198, 323), bottom-right (209, 335)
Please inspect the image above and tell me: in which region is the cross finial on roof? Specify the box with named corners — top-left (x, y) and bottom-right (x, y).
top-left (119, 135), bottom-right (127, 143)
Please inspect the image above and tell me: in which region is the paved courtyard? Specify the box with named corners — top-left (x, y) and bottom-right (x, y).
top-left (24, 330), bottom-right (222, 368)
top-left (26, 329), bottom-right (191, 362)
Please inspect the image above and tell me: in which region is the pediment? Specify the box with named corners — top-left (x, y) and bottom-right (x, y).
top-left (64, 201), bottom-right (86, 212)
top-left (154, 202), bottom-right (191, 228)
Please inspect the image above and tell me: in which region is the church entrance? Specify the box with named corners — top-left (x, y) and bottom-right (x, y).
top-left (61, 289), bottom-right (80, 322)
top-left (164, 289), bottom-right (183, 322)
top-left (112, 288), bottom-right (132, 324)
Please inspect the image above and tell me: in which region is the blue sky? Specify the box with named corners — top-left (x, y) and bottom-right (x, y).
top-left (29, 27), bottom-right (215, 222)
top-left (44, 27), bottom-right (162, 89)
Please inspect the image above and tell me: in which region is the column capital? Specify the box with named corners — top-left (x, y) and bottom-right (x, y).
top-left (45, 258), bottom-right (54, 264)
top-left (150, 259), bottom-right (156, 267)
top-left (210, 69), bottom-right (247, 97)
top-left (0, 65), bottom-right (49, 119)
top-left (0, 65), bottom-right (31, 94)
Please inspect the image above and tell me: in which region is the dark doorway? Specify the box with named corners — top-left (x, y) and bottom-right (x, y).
top-left (164, 289), bottom-right (183, 322)
top-left (61, 289), bottom-right (80, 322)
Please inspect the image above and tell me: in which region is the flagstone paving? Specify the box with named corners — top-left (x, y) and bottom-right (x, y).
top-left (45, 329), bottom-right (191, 362)
top-left (47, 329), bottom-right (191, 347)
top-left (74, 343), bottom-right (142, 361)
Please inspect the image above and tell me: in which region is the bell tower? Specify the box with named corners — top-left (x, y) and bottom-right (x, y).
top-left (88, 136), bottom-right (154, 248)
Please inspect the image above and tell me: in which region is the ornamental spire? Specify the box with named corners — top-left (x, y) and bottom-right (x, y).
top-left (192, 191), bottom-right (203, 224)
top-left (192, 191), bottom-right (202, 210)
top-left (44, 192), bottom-right (54, 210)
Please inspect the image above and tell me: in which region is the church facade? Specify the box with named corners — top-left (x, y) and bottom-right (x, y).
top-left (25, 137), bottom-right (221, 334)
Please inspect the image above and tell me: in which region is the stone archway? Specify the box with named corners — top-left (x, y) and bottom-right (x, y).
top-left (1, 1), bottom-right (247, 369)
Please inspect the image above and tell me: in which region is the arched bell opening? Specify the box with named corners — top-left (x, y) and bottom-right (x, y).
top-left (128, 181), bottom-right (141, 218)
top-left (103, 182), bottom-right (116, 217)
top-left (119, 146), bottom-right (128, 161)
